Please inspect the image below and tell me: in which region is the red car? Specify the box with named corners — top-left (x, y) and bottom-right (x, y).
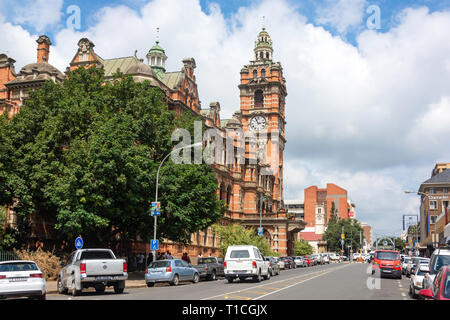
top-left (419, 265), bottom-right (450, 300)
top-left (371, 250), bottom-right (402, 279)
top-left (304, 255), bottom-right (314, 267)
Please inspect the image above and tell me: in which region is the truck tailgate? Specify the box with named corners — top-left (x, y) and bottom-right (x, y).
top-left (85, 259), bottom-right (124, 276)
top-left (226, 259), bottom-right (253, 271)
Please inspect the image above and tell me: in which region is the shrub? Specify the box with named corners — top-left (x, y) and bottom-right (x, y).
top-left (13, 248), bottom-right (62, 280)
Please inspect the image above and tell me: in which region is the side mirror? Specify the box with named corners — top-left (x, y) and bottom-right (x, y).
top-left (418, 288), bottom-right (433, 299)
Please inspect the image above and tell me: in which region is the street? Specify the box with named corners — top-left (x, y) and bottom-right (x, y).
top-left (46, 262), bottom-right (412, 300)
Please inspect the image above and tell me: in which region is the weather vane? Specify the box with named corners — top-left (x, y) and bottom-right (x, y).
top-left (156, 27), bottom-right (160, 44)
top-left (262, 16), bottom-right (265, 30)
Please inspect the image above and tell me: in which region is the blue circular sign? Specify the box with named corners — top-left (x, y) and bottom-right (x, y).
top-left (75, 236), bottom-right (83, 250)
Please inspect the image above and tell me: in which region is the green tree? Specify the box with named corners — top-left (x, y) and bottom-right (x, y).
top-left (213, 224), bottom-right (278, 258)
top-left (294, 240), bottom-right (313, 256)
top-left (322, 218), bottom-right (364, 254)
top-left (0, 67), bottom-right (226, 247)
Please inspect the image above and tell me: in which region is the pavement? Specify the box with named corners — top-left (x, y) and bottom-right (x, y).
top-left (45, 271), bottom-right (148, 294)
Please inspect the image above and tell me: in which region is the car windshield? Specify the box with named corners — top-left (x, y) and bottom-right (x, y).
top-left (404, 258), bottom-right (411, 263)
top-left (198, 258), bottom-right (216, 264)
top-left (417, 269), bottom-right (429, 276)
top-left (431, 255), bottom-right (450, 275)
top-left (375, 251), bottom-right (399, 261)
top-left (444, 272), bottom-right (450, 299)
top-left (230, 250), bottom-right (250, 259)
top-left (80, 251), bottom-right (114, 260)
top-left (0, 262), bottom-right (38, 272)
top-left (149, 261), bottom-right (171, 268)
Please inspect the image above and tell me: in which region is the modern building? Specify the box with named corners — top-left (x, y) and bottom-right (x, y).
top-left (0, 27), bottom-right (305, 256)
top-left (418, 166), bottom-right (450, 256)
top-left (360, 222), bottom-right (372, 253)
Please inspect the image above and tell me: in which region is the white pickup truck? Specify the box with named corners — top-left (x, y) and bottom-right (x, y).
top-left (57, 249), bottom-right (128, 296)
top-left (224, 245), bottom-right (270, 283)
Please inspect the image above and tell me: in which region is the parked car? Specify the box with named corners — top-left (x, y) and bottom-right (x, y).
top-left (224, 245), bottom-right (270, 283)
top-left (310, 254), bottom-right (322, 265)
top-left (329, 253), bottom-right (341, 263)
top-left (276, 257), bottom-right (285, 270)
top-left (281, 256), bottom-right (295, 269)
top-left (0, 260), bottom-right (46, 300)
top-left (304, 255), bottom-right (314, 266)
top-left (406, 257), bottom-right (430, 278)
top-left (352, 253), bottom-right (361, 261)
top-left (264, 257), bottom-right (280, 276)
top-left (145, 259), bottom-right (199, 286)
top-left (194, 257), bottom-right (224, 281)
top-left (371, 250), bottom-right (402, 279)
top-left (321, 253), bottom-right (330, 264)
top-left (419, 265), bottom-right (450, 300)
top-left (425, 246), bottom-right (450, 288)
top-left (57, 248), bottom-right (128, 296)
top-left (294, 256), bottom-right (306, 267)
top-left (409, 264), bottom-right (430, 299)
top-left (402, 256), bottom-right (412, 275)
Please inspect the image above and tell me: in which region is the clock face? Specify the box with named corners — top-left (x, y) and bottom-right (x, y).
top-left (250, 115), bottom-right (267, 131)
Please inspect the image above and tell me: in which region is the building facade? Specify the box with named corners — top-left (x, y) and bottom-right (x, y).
top-left (0, 29), bottom-right (305, 257)
top-left (418, 165), bottom-right (450, 256)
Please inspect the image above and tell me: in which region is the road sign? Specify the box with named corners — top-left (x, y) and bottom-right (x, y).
top-left (383, 240), bottom-right (388, 246)
top-left (341, 240), bottom-right (345, 246)
top-left (151, 202), bottom-right (161, 216)
top-left (341, 249), bottom-right (344, 253)
top-left (341, 233), bottom-right (345, 239)
top-left (75, 236), bottom-right (83, 250)
top-left (258, 227), bottom-right (263, 236)
top-left (151, 240), bottom-right (159, 251)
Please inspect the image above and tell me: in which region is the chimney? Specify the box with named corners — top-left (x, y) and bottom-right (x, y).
top-left (36, 35), bottom-right (51, 63)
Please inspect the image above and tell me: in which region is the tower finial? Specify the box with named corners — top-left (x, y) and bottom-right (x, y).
top-left (156, 27), bottom-right (160, 44)
top-left (262, 16), bottom-right (265, 30)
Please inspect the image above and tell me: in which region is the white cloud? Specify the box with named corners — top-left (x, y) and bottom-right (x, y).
top-left (1, 0), bottom-right (450, 236)
top-left (315, 0), bottom-right (367, 34)
top-left (11, 0), bottom-right (64, 33)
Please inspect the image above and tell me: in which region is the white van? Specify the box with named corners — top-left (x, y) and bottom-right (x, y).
top-left (224, 245), bottom-right (270, 283)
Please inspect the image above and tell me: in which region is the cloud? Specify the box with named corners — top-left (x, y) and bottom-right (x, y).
top-left (9, 0), bottom-right (64, 33)
top-left (315, 0), bottom-right (368, 34)
top-left (1, 0), bottom-right (449, 237)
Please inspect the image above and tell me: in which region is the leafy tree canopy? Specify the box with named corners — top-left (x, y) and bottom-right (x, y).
top-left (294, 240), bottom-right (313, 256)
top-left (0, 67), bottom-right (225, 247)
top-left (322, 218), bottom-right (364, 254)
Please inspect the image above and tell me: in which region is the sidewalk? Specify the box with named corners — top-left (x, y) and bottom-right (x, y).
top-left (46, 272), bottom-right (148, 294)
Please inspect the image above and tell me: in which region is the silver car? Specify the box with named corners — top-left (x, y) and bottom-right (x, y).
top-left (0, 260), bottom-right (46, 300)
top-left (145, 259), bottom-right (200, 287)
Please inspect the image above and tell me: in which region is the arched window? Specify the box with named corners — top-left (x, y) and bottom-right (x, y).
top-left (226, 186), bottom-right (232, 206)
top-left (260, 52), bottom-right (264, 59)
top-left (254, 90), bottom-right (263, 108)
top-left (266, 52), bottom-right (270, 60)
top-left (253, 69), bottom-right (257, 78)
top-left (261, 69), bottom-right (266, 78)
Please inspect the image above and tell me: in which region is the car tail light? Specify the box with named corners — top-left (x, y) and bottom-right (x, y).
top-left (252, 261), bottom-right (257, 269)
top-left (30, 273), bottom-right (43, 278)
top-left (205, 267), bottom-right (209, 271)
top-left (145, 268), bottom-right (148, 274)
top-left (224, 262), bottom-right (227, 269)
top-left (80, 262), bottom-right (86, 275)
top-left (166, 266), bottom-right (172, 273)
top-left (0, 275), bottom-right (6, 279)
top-left (123, 262), bottom-right (127, 273)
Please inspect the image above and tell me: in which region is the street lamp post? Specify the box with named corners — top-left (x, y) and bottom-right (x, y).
top-left (152, 142), bottom-right (202, 261)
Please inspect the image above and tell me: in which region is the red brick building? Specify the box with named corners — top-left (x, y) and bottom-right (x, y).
top-left (0, 28), bottom-right (305, 257)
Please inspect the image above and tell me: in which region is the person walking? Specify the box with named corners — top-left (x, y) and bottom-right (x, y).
top-left (137, 253), bottom-right (145, 271)
top-left (182, 252), bottom-right (191, 264)
top-left (166, 251), bottom-right (173, 259)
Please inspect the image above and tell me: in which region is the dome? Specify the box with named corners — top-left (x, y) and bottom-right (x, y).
top-left (125, 62), bottom-right (157, 77)
top-left (148, 42), bottom-right (165, 55)
top-left (20, 62), bottom-right (64, 78)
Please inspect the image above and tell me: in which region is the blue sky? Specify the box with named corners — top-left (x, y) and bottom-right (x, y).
top-left (1, 0), bottom-right (450, 238)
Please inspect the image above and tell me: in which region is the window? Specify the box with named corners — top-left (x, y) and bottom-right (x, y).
top-left (175, 260), bottom-right (183, 267)
top-left (80, 251), bottom-right (114, 260)
top-left (254, 90), bottom-right (263, 108)
top-left (261, 69), bottom-right (266, 78)
top-left (253, 69), bottom-right (257, 78)
top-left (443, 188), bottom-right (448, 194)
top-left (230, 250), bottom-right (250, 259)
top-left (430, 215), bottom-right (437, 224)
top-left (266, 52), bottom-right (270, 59)
top-left (430, 201), bottom-right (438, 210)
top-left (0, 262), bottom-right (38, 272)
top-left (181, 260), bottom-right (189, 267)
top-left (149, 261), bottom-right (171, 268)
top-left (260, 52), bottom-right (264, 59)
top-left (430, 188), bottom-right (436, 194)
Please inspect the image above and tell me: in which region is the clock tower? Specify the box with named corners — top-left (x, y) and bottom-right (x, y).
top-left (239, 26), bottom-right (287, 215)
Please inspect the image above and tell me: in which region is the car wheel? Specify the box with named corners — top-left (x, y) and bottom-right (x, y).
top-left (193, 273), bottom-right (200, 283)
top-left (227, 277), bottom-right (235, 283)
top-left (71, 281), bottom-right (81, 296)
top-left (147, 282), bottom-right (155, 287)
top-left (254, 271), bottom-right (262, 282)
top-left (114, 285), bottom-right (124, 294)
top-left (38, 294), bottom-right (46, 300)
top-left (170, 274), bottom-right (180, 286)
top-left (210, 270), bottom-right (216, 281)
top-left (264, 270), bottom-right (271, 280)
top-left (57, 277), bottom-right (67, 295)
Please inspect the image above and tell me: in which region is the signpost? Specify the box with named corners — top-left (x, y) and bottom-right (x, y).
top-left (75, 236), bottom-right (83, 250)
top-left (258, 227), bottom-right (264, 236)
top-left (151, 240), bottom-right (159, 251)
top-left (151, 202), bottom-right (161, 216)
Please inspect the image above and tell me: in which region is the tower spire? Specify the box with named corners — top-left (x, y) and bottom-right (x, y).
top-left (253, 23), bottom-right (273, 62)
top-left (156, 27), bottom-right (160, 44)
top-left (147, 27), bottom-right (167, 80)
